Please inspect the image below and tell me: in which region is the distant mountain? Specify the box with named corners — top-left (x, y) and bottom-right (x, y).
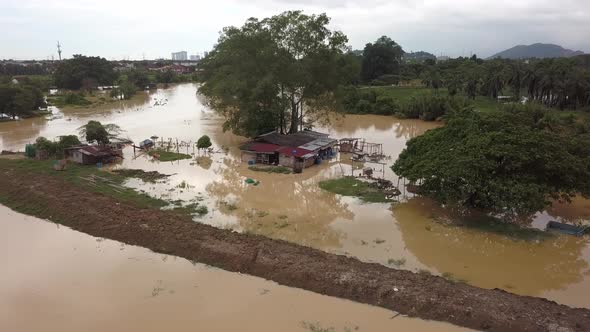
top-left (488, 43), bottom-right (585, 60)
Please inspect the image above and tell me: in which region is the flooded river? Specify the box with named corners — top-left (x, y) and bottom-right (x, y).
top-left (0, 205), bottom-right (472, 332)
top-left (1, 83), bottom-right (589, 310)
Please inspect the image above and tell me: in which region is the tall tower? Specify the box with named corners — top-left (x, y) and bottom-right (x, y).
top-left (57, 41), bottom-right (62, 61)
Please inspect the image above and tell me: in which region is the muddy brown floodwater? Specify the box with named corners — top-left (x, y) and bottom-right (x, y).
top-left (0, 205), bottom-right (472, 332)
top-left (1, 83), bottom-right (589, 310)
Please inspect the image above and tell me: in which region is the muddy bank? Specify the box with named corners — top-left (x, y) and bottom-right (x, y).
top-left (1, 166), bottom-right (589, 332)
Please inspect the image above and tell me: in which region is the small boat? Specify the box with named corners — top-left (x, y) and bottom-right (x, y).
top-left (546, 221), bottom-right (589, 236)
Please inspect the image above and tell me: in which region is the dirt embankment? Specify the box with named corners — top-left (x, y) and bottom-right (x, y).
top-left (1, 166), bottom-right (589, 332)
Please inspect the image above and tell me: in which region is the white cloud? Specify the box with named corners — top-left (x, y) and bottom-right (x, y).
top-left (1, 0), bottom-right (588, 59)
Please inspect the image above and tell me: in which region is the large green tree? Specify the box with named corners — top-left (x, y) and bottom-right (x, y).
top-left (392, 106), bottom-right (590, 217)
top-left (0, 84), bottom-right (44, 119)
top-left (78, 120), bottom-right (123, 144)
top-left (54, 55), bottom-right (116, 90)
top-left (360, 36), bottom-right (404, 83)
top-left (199, 11), bottom-right (349, 137)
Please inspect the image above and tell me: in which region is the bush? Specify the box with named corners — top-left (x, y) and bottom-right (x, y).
top-left (397, 94), bottom-right (471, 121)
top-left (34, 135), bottom-right (81, 158)
top-left (374, 96), bottom-right (399, 115)
top-left (197, 135), bottom-right (212, 150)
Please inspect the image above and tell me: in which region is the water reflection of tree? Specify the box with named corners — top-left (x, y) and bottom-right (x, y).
top-left (318, 114), bottom-right (439, 139)
top-left (392, 120), bottom-right (440, 140)
top-left (393, 198), bottom-right (589, 296)
top-left (206, 158), bottom-right (354, 249)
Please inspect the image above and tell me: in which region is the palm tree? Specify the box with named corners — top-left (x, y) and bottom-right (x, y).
top-left (464, 76), bottom-right (479, 100)
top-left (507, 63), bottom-right (523, 99)
top-left (522, 67), bottom-right (539, 101)
top-left (422, 70), bottom-right (442, 91)
top-left (486, 72), bottom-right (504, 99)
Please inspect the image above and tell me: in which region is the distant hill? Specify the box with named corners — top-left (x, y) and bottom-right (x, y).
top-left (488, 43), bottom-right (585, 60)
top-left (404, 51), bottom-right (436, 63)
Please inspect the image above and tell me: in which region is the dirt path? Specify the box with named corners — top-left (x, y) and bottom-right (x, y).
top-left (1, 165), bottom-right (589, 332)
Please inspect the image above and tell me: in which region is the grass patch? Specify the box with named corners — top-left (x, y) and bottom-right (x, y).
top-left (417, 269), bottom-right (432, 276)
top-left (248, 165), bottom-right (292, 174)
top-left (149, 149), bottom-right (192, 162)
top-left (319, 176), bottom-right (391, 203)
top-left (47, 92), bottom-right (92, 107)
top-left (441, 272), bottom-right (467, 284)
top-left (173, 202), bottom-right (208, 216)
top-left (388, 258), bottom-right (406, 267)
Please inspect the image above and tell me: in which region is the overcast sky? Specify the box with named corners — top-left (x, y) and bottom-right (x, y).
top-left (1, 0), bottom-right (588, 60)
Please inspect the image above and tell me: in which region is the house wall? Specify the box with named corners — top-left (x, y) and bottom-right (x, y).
top-left (241, 152), bottom-right (256, 164)
top-left (68, 151), bottom-right (85, 164)
top-left (279, 154), bottom-right (294, 168)
top-left (303, 157), bottom-right (315, 168)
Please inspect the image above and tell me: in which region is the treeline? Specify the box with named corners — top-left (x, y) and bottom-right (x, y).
top-left (343, 36), bottom-right (590, 110)
top-left (0, 62), bottom-right (52, 76)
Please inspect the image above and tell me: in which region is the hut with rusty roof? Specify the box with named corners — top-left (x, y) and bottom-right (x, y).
top-left (240, 130), bottom-right (337, 172)
top-left (64, 144), bottom-right (123, 165)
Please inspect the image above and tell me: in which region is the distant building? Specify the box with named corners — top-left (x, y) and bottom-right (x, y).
top-left (436, 56), bottom-right (450, 62)
top-left (171, 51), bottom-right (188, 61)
top-left (189, 54), bottom-right (201, 61)
top-left (203, 51), bottom-right (209, 58)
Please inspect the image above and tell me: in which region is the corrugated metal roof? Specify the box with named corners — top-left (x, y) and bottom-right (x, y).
top-left (298, 137), bottom-right (337, 151)
top-left (256, 130), bottom-right (330, 147)
top-left (241, 142), bottom-right (281, 153)
top-left (277, 146), bottom-right (313, 158)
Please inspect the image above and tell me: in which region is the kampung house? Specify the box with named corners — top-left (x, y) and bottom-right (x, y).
top-left (240, 130), bottom-right (337, 172)
top-left (64, 144), bottom-right (123, 165)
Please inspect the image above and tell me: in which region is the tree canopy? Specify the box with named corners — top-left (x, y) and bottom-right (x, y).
top-left (78, 120), bottom-right (123, 144)
top-left (199, 11), bottom-right (349, 137)
top-left (0, 84), bottom-right (44, 119)
top-left (54, 55), bottom-right (116, 90)
top-left (392, 105), bottom-right (590, 217)
top-left (197, 135), bottom-right (212, 150)
top-left (360, 36), bottom-right (404, 83)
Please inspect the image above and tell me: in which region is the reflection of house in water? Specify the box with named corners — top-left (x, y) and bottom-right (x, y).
top-left (240, 130), bottom-right (337, 173)
top-left (64, 144), bottom-right (123, 165)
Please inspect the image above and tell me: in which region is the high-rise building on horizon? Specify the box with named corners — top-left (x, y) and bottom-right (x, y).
top-left (171, 51), bottom-right (187, 61)
top-left (189, 54), bottom-right (201, 61)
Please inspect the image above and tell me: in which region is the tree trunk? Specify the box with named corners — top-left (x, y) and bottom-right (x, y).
top-left (289, 97), bottom-right (299, 134)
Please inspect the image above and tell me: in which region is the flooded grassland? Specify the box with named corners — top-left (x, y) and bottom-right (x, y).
top-left (1, 83), bottom-right (589, 309)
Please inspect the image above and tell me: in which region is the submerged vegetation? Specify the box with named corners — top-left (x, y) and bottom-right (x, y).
top-left (319, 177), bottom-right (392, 203)
top-left (248, 165), bottom-right (292, 174)
top-left (112, 169), bottom-right (170, 182)
top-left (149, 149), bottom-right (192, 162)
